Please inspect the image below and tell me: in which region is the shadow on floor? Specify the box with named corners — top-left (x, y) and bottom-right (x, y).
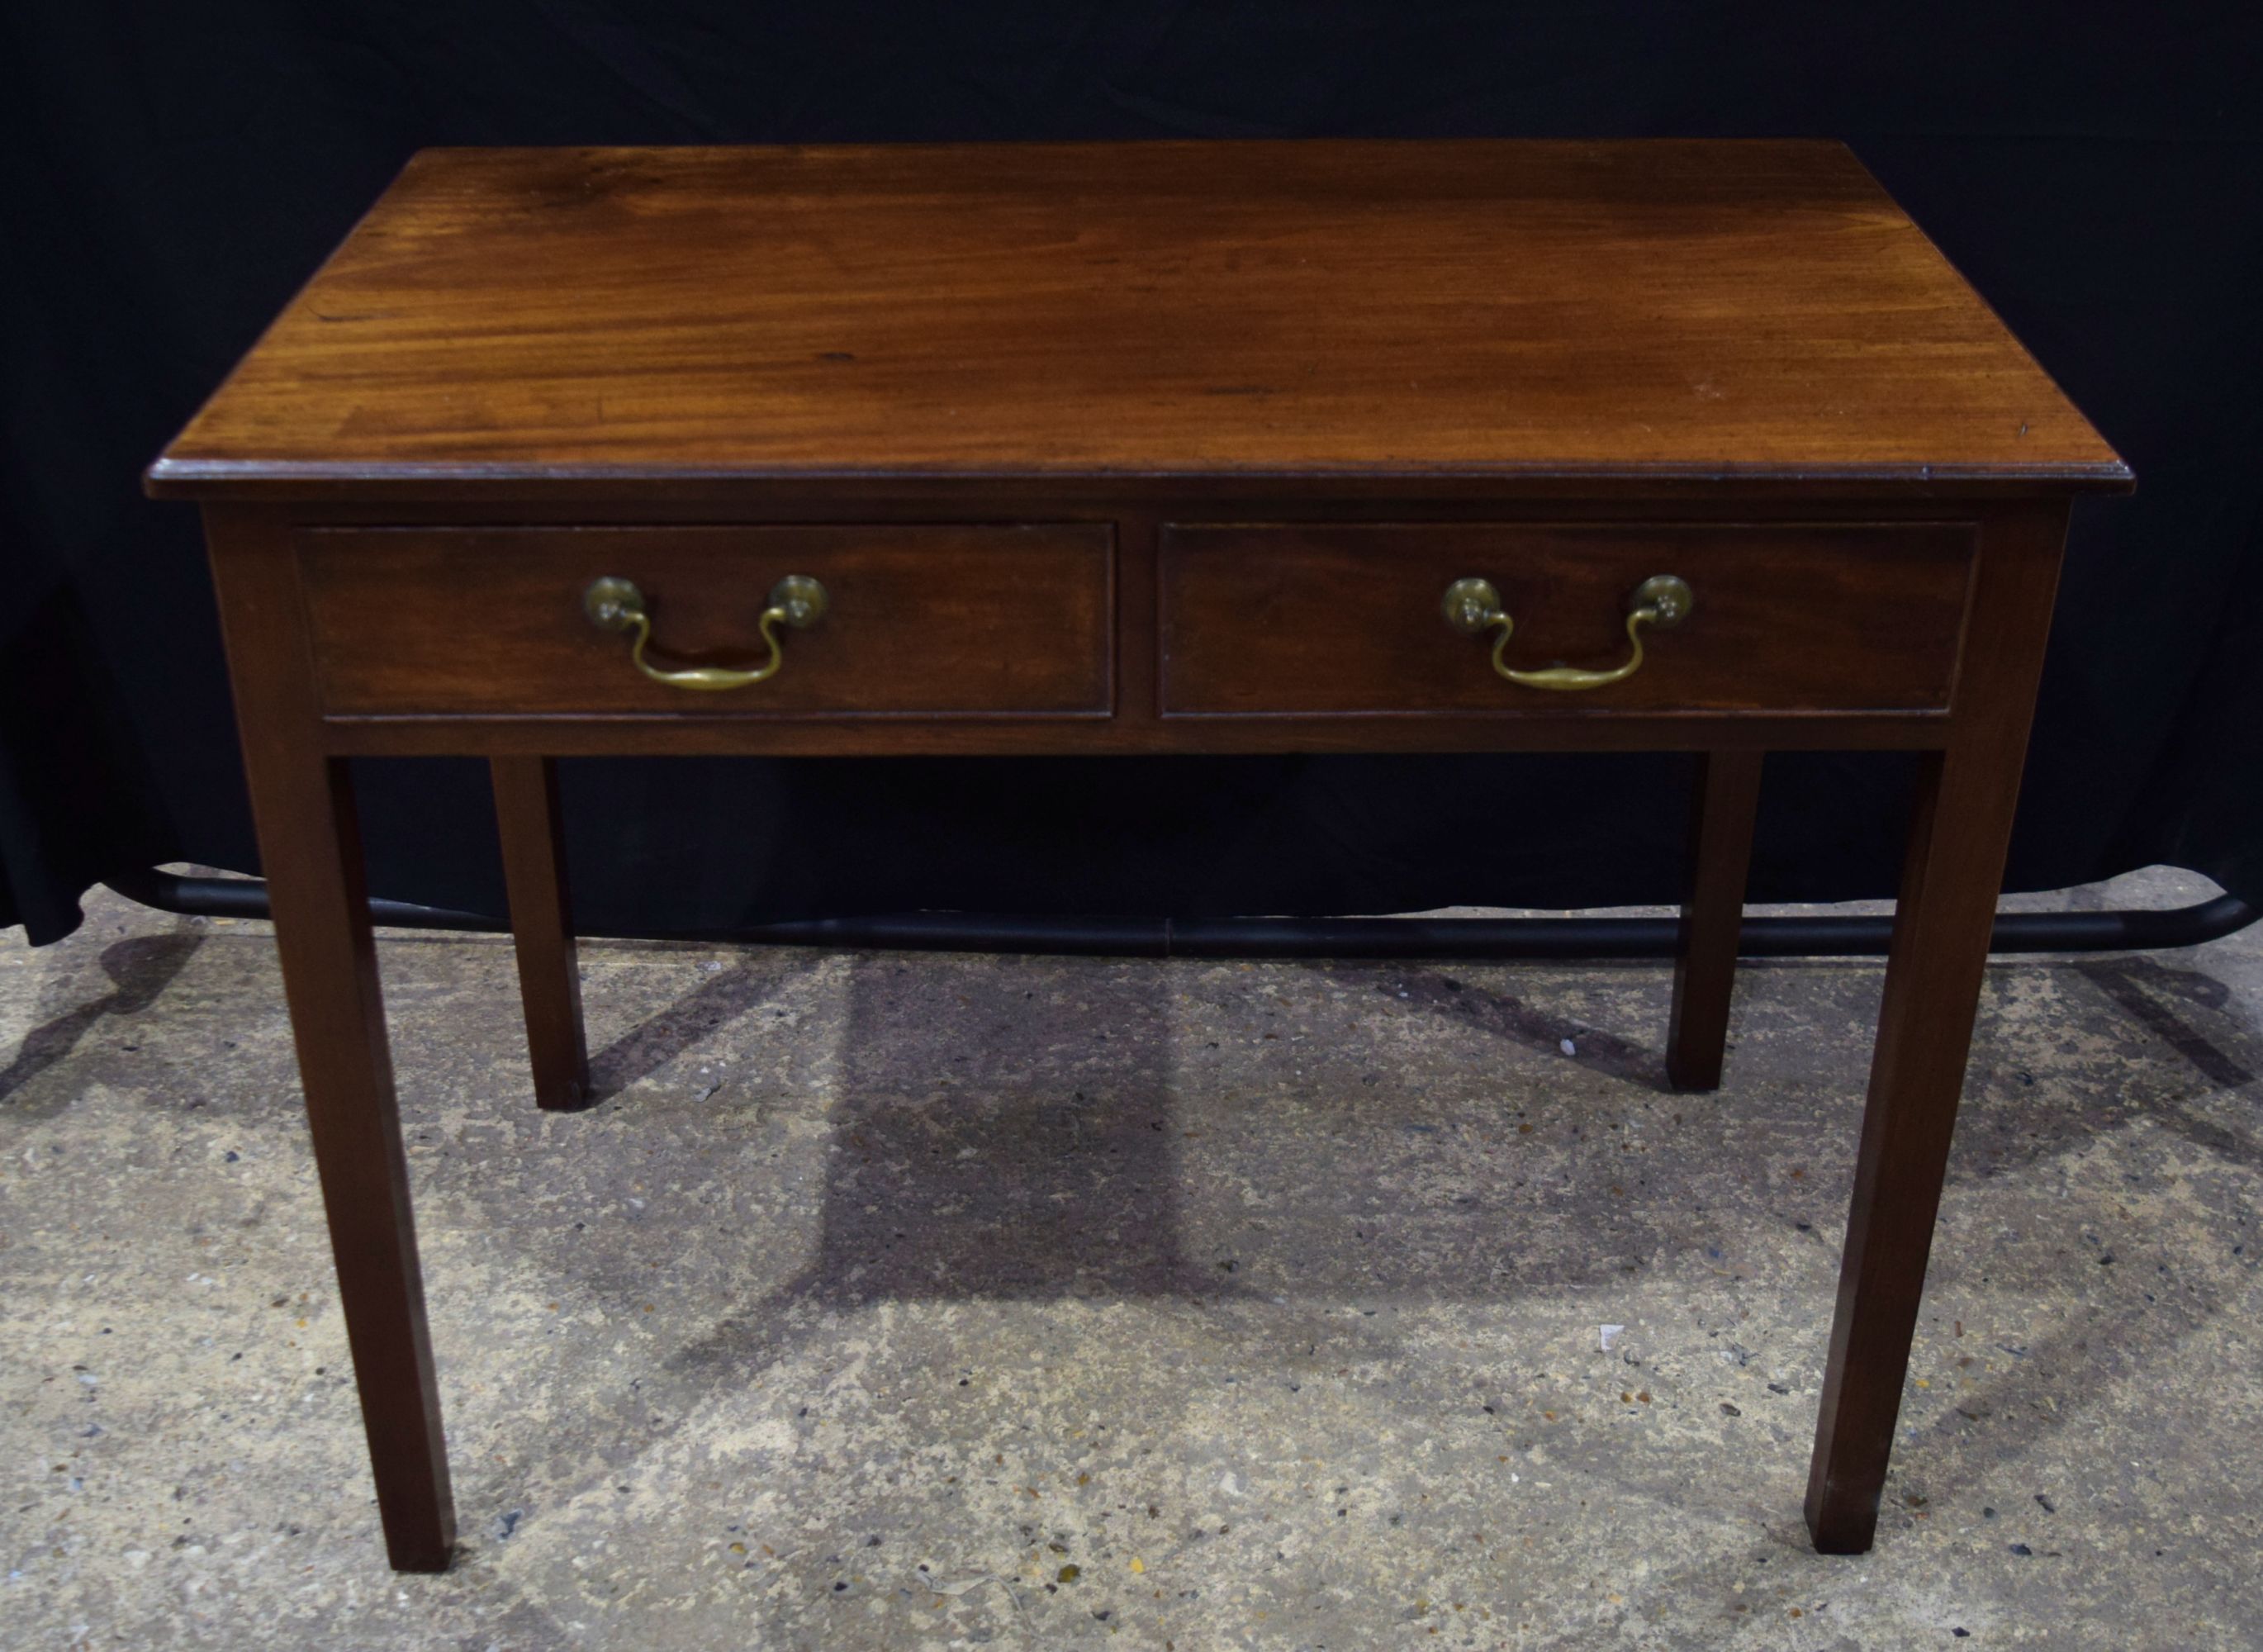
top-left (0, 931), bottom-right (203, 1116)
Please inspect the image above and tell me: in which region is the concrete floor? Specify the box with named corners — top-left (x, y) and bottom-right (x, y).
top-left (2, 868), bottom-right (2260, 1650)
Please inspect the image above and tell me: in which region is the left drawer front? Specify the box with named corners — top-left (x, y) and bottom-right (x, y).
top-left (302, 525), bottom-right (1114, 717)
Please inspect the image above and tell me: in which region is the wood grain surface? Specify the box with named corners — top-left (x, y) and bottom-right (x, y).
top-left (148, 142), bottom-right (2126, 498)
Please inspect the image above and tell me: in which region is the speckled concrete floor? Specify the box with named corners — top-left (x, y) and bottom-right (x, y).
top-left (3, 868), bottom-right (2261, 1650)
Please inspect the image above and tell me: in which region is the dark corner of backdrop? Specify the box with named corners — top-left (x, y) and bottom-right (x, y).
top-left (5, 2), bottom-right (2259, 944)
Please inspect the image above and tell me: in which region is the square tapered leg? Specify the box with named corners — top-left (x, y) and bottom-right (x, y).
top-left (491, 756), bottom-right (590, 1111)
top-left (1668, 750), bottom-right (1764, 1090)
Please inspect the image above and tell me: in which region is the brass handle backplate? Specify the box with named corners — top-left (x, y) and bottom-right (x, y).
top-left (1441, 573), bottom-right (1692, 691)
top-left (583, 573), bottom-right (828, 691)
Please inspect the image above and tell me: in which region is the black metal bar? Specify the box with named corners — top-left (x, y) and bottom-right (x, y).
top-left (102, 866), bottom-right (2260, 960)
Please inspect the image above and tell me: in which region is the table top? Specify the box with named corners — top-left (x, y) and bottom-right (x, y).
top-left (149, 140), bottom-right (2128, 501)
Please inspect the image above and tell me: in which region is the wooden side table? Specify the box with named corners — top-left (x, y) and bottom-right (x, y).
top-left (147, 141), bottom-right (2128, 1572)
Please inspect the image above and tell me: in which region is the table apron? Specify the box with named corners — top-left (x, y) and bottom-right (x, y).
top-left (314, 711), bottom-right (1957, 757)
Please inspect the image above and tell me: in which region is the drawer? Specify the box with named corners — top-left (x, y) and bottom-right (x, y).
top-left (1159, 523), bottom-right (1975, 716)
top-left (302, 525), bottom-right (1114, 717)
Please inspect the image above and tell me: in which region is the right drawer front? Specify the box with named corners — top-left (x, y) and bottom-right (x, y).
top-left (1159, 522), bottom-right (1976, 717)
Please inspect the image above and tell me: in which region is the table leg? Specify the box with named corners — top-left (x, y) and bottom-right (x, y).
top-left (491, 757), bottom-right (590, 1110)
top-left (211, 519), bottom-right (457, 1571)
top-left (244, 753), bottom-right (457, 1570)
top-left (1667, 750), bottom-right (1764, 1090)
top-left (1803, 743), bottom-right (2020, 1552)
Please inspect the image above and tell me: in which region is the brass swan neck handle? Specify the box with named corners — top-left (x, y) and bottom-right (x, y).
top-left (1441, 574), bottom-right (1691, 691)
top-left (582, 574), bottom-right (828, 691)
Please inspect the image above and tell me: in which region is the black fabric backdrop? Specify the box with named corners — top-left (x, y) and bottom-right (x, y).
top-left (4, 3), bottom-right (2259, 945)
